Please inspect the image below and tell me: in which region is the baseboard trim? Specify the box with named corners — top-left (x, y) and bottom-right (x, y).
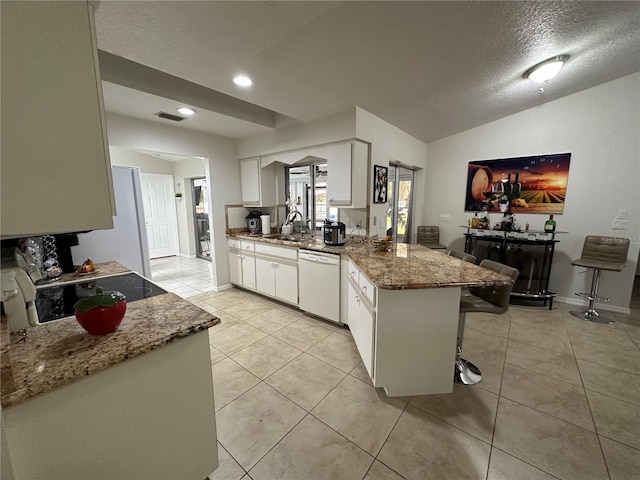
top-left (212, 283), bottom-right (233, 292)
top-left (555, 296), bottom-right (631, 315)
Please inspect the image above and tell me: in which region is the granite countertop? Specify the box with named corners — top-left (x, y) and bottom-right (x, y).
top-left (1, 292), bottom-right (220, 409)
top-left (39, 260), bottom-right (132, 287)
top-left (229, 233), bottom-right (513, 290)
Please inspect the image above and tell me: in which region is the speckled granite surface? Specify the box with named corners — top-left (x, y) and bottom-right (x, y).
top-left (1, 293), bottom-right (219, 408)
top-left (230, 234), bottom-right (513, 290)
top-left (48, 260), bottom-right (131, 286)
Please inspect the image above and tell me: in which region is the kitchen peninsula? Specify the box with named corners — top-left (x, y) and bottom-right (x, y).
top-left (228, 234), bottom-right (513, 396)
top-left (1, 264), bottom-right (221, 480)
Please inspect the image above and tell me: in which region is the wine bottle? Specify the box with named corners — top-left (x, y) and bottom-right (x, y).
top-left (544, 215), bottom-right (556, 232)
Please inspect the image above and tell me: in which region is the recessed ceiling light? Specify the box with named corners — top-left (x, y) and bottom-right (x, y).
top-left (233, 75), bottom-right (253, 87)
top-left (523, 55), bottom-right (569, 83)
top-left (177, 107), bottom-right (196, 116)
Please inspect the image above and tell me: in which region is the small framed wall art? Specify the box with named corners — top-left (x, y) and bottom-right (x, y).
top-left (373, 165), bottom-right (388, 204)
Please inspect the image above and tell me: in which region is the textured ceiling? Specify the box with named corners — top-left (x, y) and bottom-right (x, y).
top-left (94, 1), bottom-right (640, 143)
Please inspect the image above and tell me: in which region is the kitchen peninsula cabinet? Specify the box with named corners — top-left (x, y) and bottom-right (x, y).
top-left (1, 1), bottom-right (115, 239)
top-left (240, 157), bottom-right (276, 207)
top-left (326, 141), bottom-right (368, 208)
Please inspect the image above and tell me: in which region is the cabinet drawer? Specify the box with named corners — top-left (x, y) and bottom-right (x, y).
top-left (348, 259), bottom-right (376, 307)
top-left (240, 241), bottom-right (255, 252)
top-left (358, 273), bottom-right (376, 307)
top-left (255, 243), bottom-right (298, 261)
top-left (228, 238), bottom-right (241, 250)
top-left (348, 259), bottom-right (359, 283)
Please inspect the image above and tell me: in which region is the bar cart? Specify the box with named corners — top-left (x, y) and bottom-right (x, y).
top-left (462, 226), bottom-right (567, 309)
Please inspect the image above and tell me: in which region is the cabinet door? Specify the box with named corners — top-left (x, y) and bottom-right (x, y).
top-left (1, 1), bottom-right (115, 238)
top-left (348, 282), bottom-right (375, 378)
top-left (241, 254), bottom-right (256, 290)
top-left (255, 257), bottom-right (276, 297)
top-left (326, 143), bottom-right (353, 206)
top-left (228, 252), bottom-right (242, 285)
top-left (326, 142), bottom-right (367, 209)
top-left (240, 158), bottom-right (261, 206)
top-left (274, 262), bottom-right (298, 305)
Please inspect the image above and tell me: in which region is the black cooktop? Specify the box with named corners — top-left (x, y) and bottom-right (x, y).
top-left (35, 272), bottom-right (167, 324)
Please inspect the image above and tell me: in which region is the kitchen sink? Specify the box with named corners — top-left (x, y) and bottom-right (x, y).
top-left (278, 235), bottom-right (304, 243)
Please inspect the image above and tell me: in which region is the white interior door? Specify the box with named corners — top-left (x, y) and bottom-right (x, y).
top-left (141, 173), bottom-right (179, 258)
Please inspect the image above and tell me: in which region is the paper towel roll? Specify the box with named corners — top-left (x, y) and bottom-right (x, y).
top-left (260, 215), bottom-right (271, 235)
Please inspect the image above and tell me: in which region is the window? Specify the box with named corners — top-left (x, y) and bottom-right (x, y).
top-left (286, 164), bottom-right (337, 232)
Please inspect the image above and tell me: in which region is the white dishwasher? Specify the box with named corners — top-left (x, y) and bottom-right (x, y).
top-left (298, 250), bottom-right (341, 324)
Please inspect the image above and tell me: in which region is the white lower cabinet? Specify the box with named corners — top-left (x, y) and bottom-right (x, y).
top-left (228, 251), bottom-right (242, 285)
top-left (241, 253), bottom-right (256, 290)
top-left (228, 239), bottom-right (256, 290)
top-left (347, 281), bottom-right (375, 378)
top-left (254, 244), bottom-right (298, 305)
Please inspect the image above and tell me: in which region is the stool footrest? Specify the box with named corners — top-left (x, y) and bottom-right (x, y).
top-left (575, 292), bottom-right (610, 303)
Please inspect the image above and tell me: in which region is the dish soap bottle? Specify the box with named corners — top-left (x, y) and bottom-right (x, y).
top-left (544, 215), bottom-right (556, 232)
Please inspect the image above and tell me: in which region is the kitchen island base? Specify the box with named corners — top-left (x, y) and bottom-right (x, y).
top-left (3, 330), bottom-right (217, 480)
top-left (373, 287), bottom-right (460, 397)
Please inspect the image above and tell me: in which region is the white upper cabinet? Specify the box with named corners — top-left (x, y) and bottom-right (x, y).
top-left (1, 1), bottom-right (115, 238)
top-left (240, 158), bottom-right (276, 207)
top-left (326, 141), bottom-right (368, 208)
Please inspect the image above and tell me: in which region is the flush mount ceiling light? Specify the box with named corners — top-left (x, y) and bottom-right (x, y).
top-left (523, 55), bottom-right (569, 83)
top-left (177, 107), bottom-right (196, 116)
top-left (233, 75), bottom-right (253, 87)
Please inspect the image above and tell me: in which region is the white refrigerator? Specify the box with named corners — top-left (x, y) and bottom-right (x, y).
top-left (71, 166), bottom-right (152, 278)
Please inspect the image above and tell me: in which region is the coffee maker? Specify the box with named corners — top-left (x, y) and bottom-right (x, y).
top-left (245, 211), bottom-right (263, 234)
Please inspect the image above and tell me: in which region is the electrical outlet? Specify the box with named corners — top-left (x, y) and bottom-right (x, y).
top-left (612, 219), bottom-right (628, 230)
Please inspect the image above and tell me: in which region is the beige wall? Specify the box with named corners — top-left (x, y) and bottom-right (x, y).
top-left (424, 72), bottom-right (640, 311)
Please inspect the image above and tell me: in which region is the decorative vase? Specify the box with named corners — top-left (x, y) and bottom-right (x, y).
top-left (74, 287), bottom-right (126, 335)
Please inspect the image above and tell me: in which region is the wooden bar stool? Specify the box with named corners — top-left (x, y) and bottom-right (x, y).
top-left (570, 236), bottom-right (630, 324)
top-left (456, 259), bottom-right (518, 385)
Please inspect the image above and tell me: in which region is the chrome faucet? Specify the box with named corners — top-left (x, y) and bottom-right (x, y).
top-left (285, 210), bottom-right (306, 237)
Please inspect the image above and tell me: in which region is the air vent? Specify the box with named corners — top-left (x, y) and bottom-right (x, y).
top-left (154, 111), bottom-right (185, 122)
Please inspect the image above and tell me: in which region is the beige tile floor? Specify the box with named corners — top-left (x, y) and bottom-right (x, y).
top-left (152, 257), bottom-right (640, 480)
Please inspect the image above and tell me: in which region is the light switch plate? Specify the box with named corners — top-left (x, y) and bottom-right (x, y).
top-left (616, 209), bottom-right (628, 220)
top-left (439, 214), bottom-right (450, 222)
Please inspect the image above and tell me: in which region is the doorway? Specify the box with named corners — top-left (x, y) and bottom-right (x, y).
top-left (140, 173), bottom-right (180, 258)
top-left (387, 165), bottom-right (415, 243)
top-left (192, 177), bottom-right (211, 260)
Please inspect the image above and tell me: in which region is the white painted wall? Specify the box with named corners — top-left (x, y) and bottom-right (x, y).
top-left (109, 146), bottom-right (207, 258)
top-left (355, 107), bottom-right (428, 238)
top-left (105, 113), bottom-right (238, 289)
top-left (237, 109), bottom-right (356, 159)
top-left (109, 146), bottom-right (174, 175)
top-left (424, 73), bottom-right (640, 311)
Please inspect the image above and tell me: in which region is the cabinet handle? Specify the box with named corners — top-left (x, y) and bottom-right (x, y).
top-left (362, 285), bottom-right (367, 291)
top-left (350, 271), bottom-right (355, 277)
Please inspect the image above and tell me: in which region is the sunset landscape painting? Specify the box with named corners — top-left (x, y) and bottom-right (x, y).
top-left (465, 153), bottom-right (572, 214)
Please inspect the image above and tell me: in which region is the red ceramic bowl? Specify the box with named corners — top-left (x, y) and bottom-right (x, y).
top-left (75, 300), bottom-right (127, 335)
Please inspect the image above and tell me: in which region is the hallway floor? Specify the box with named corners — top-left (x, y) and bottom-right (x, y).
top-left (152, 256), bottom-right (640, 480)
